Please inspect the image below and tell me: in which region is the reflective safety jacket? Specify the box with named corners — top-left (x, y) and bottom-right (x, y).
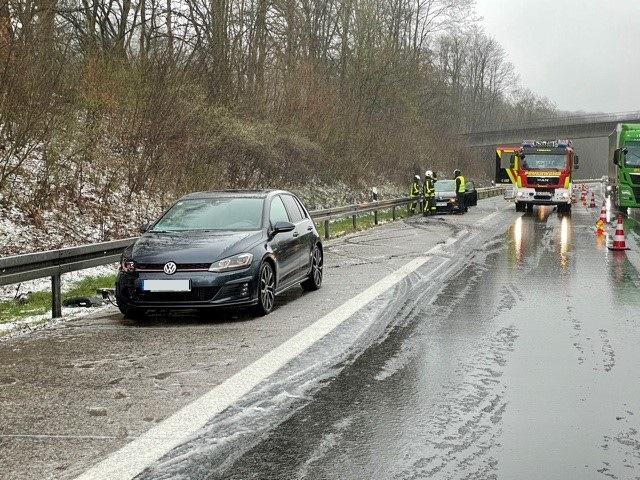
top-left (455, 175), bottom-right (466, 193)
top-left (423, 178), bottom-right (435, 197)
top-left (410, 180), bottom-right (421, 197)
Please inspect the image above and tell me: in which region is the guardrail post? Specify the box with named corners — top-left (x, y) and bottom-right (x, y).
top-left (374, 210), bottom-right (378, 225)
top-left (392, 206), bottom-right (396, 220)
top-left (324, 220), bottom-right (329, 239)
top-left (51, 274), bottom-right (62, 318)
top-left (352, 214), bottom-right (356, 230)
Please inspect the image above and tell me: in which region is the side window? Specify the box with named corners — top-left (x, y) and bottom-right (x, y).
top-left (293, 196), bottom-right (310, 220)
top-left (269, 196), bottom-right (290, 228)
top-left (281, 195), bottom-right (304, 223)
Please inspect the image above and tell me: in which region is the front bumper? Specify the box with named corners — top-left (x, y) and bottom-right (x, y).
top-left (515, 188), bottom-right (570, 205)
top-left (435, 196), bottom-right (458, 212)
top-left (115, 268), bottom-right (259, 310)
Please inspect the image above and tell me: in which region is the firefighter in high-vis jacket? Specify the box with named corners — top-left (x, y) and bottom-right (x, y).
top-left (409, 174), bottom-right (421, 214)
top-left (454, 169), bottom-right (466, 213)
top-left (423, 170), bottom-right (436, 215)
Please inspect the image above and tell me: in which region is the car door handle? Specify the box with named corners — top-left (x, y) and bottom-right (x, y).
top-left (293, 232), bottom-right (299, 237)
top-left (307, 226), bottom-right (313, 231)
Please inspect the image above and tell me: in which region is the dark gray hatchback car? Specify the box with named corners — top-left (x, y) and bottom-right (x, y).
top-left (434, 179), bottom-right (478, 213)
top-left (115, 190), bottom-right (323, 319)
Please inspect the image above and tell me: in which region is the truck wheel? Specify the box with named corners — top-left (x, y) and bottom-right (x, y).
top-left (560, 204), bottom-right (571, 214)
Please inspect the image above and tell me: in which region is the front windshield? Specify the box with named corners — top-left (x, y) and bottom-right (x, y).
top-left (152, 197), bottom-right (264, 231)
top-left (623, 142), bottom-right (640, 167)
top-left (434, 180), bottom-right (456, 192)
top-left (521, 153), bottom-right (567, 170)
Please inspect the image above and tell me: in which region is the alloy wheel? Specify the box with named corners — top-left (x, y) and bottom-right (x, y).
top-left (258, 262), bottom-right (275, 314)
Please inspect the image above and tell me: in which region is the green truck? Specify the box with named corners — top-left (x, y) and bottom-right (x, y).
top-left (608, 123), bottom-right (640, 210)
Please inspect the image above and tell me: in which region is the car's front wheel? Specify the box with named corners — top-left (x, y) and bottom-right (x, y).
top-left (255, 261), bottom-right (276, 316)
top-left (117, 303), bottom-right (147, 321)
top-left (301, 245), bottom-right (323, 291)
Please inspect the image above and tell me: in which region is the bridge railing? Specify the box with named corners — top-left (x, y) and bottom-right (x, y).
top-left (465, 111), bottom-right (640, 135)
top-left (0, 187), bottom-right (506, 319)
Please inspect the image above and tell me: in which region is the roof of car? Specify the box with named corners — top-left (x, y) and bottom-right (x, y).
top-left (179, 189), bottom-right (290, 200)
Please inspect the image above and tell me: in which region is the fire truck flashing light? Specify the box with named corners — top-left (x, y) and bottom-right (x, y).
top-left (521, 139), bottom-right (572, 148)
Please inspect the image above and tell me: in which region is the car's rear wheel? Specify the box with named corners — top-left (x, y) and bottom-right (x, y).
top-left (301, 245), bottom-right (323, 291)
top-left (255, 261), bottom-right (275, 316)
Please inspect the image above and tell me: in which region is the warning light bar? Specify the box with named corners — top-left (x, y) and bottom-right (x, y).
top-left (521, 139), bottom-right (572, 148)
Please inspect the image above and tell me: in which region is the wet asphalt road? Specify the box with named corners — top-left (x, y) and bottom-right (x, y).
top-left (140, 195), bottom-right (640, 480)
top-left (2, 191), bottom-right (640, 479)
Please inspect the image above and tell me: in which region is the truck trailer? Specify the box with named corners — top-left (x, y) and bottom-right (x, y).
top-left (608, 123), bottom-right (640, 211)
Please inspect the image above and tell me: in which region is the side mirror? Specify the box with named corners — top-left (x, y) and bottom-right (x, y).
top-left (139, 222), bottom-right (151, 233)
top-left (271, 220), bottom-right (295, 235)
top-left (574, 155), bottom-right (579, 169)
top-left (613, 149), bottom-right (620, 165)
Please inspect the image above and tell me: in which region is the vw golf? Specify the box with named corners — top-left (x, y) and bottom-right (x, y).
top-left (115, 190), bottom-right (323, 319)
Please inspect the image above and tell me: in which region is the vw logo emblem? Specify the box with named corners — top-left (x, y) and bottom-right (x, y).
top-left (163, 262), bottom-right (177, 275)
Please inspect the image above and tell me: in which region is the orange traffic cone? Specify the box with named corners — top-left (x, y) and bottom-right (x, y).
top-left (607, 214), bottom-right (630, 251)
top-left (595, 218), bottom-right (606, 234)
top-left (589, 192), bottom-right (596, 208)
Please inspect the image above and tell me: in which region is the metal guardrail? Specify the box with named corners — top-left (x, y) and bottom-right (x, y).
top-left (314, 187), bottom-right (503, 239)
top-left (0, 238), bottom-right (138, 318)
top-left (0, 187), bottom-right (505, 318)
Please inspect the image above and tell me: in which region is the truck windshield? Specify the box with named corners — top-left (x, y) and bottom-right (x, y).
top-left (521, 153), bottom-right (566, 170)
top-left (623, 142), bottom-right (640, 167)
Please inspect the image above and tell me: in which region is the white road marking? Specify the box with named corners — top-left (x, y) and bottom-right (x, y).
top-left (76, 252), bottom-right (444, 479)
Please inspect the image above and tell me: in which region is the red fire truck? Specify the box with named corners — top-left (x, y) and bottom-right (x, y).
top-left (510, 140), bottom-right (579, 213)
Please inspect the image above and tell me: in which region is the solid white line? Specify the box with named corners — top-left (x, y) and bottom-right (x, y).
top-left (75, 254), bottom-right (435, 480)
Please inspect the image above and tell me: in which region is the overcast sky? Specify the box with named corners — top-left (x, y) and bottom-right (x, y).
top-left (473, 0), bottom-right (640, 114)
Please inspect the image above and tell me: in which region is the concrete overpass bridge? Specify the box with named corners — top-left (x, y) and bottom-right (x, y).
top-left (463, 111), bottom-right (640, 181)
top-left (464, 111), bottom-right (640, 147)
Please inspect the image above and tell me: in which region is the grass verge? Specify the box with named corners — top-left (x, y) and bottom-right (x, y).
top-left (0, 274), bottom-right (117, 324)
top-left (315, 207), bottom-right (411, 238)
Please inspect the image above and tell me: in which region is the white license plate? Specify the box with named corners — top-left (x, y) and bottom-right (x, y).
top-left (436, 202), bottom-right (447, 207)
top-left (141, 279), bottom-right (191, 292)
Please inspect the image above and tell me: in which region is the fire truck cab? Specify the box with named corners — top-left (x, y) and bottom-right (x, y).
top-left (513, 139), bottom-right (579, 213)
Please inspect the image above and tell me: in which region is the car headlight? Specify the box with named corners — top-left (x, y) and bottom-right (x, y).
top-left (120, 258), bottom-right (136, 273)
top-left (209, 253), bottom-right (254, 272)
